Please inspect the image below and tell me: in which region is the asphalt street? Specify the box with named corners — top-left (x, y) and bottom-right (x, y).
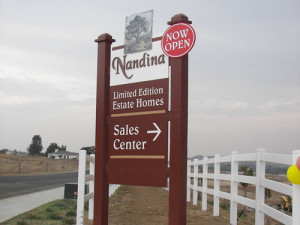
top-left (0, 172), bottom-right (78, 199)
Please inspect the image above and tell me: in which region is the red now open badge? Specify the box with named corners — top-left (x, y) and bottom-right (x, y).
top-left (161, 22), bottom-right (196, 58)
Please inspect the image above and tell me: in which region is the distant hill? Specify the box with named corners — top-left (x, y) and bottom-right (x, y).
top-left (188, 155), bottom-right (214, 161)
top-left (188, 154), bottom-right (203, 161)
top-left (188, 154), bottom-right (289, 175)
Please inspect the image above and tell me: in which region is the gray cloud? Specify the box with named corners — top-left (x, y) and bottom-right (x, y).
top-left (0, 0), bottom-right (299, 157)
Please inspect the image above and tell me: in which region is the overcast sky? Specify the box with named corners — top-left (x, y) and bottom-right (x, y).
top-left (0, 0), bottom-right (299, 157)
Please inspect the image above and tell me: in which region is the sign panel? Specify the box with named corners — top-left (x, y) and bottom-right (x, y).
top-left (110, 40), bottom-right (169, 86)
top-left (161, 22), bottom-right (196, 58)
top-left (108, 113), bottom-right (168, 186)
top-left (110, 78), bottom-right (168, 115)
top-left (108, 39), bottom-right (169, 187)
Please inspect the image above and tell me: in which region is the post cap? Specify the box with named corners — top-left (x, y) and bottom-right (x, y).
top-left (168, 14), bottom-right (192, 25)
top-left (95, 33), bottom-right (115, 43)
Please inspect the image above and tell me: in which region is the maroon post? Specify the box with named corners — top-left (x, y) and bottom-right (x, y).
top-left (168, 14), bottom-right (191, 225)
top-left (94, 33), bottom-right (115, 225)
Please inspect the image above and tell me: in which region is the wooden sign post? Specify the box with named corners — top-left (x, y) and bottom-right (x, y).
top-left (94, 33), bottom-right (115, 225)
top-left (93, 14), bottom-right (194, 225)
top-left (167, 14), bottom-right (192, 225)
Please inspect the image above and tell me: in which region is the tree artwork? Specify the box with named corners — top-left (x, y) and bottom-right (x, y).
top-left (124, 10), bottom-right (153, 54)
top-left (27, 135), bottom-right (43, 155)
top-left (125, 16), bottom-right (149, 44)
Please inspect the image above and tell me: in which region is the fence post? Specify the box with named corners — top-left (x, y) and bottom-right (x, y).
top-left (187, 160), bottom-right (191, 202)
top-left (88, 154), bottom-right (95, 220)
top-left (213, 154), bottom-right (220, 216)
top-left (76, 150), bottom-right (87, 225)
top-left (292, 150), bottom-right (300, 225)
top-left (255, 148), bottom-right (265, 225)
top-left (45, 157), bottom-right (48, 173)
top-left (18, 157), bottom-right (21, 174)
top-left (193, 159), bottom-right (198, 205)
top-left (230, 151), bottom-right (238, 225)
top-left (202, 157), bottom-right (208, 211)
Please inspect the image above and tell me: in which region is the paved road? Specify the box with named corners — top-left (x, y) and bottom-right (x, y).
top-left (0, 172), bottom-right (78, 199)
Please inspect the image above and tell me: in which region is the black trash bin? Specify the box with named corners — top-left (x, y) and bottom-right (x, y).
top-left (64, 183), bottom-right (88, 199)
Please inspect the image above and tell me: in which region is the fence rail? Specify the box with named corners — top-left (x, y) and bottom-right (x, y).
top-left (187, 149), bottom-right (300, 225)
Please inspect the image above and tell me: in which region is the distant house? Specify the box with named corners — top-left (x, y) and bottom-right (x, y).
top-left (5, 150), bottom-right (13, 155)
top-left (48, 150), bottom-right (79, 159)
top-left (2, 149), bottom-right (28, 156)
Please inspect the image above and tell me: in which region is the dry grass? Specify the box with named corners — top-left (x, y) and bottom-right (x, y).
top-left (0, 154), bottom-right (78, 175)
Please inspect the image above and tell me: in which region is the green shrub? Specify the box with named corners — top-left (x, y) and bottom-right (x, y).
top-left (47, 212), bottom-right (62, 220)
top-left (62, 217), bottom-right (75, 224)
top-left (25, 213), bottom-right (41, 220)
top-left (3, 199), bottom-right (79, 225)
top-left (208, 200), bottom-right (214, 206)
top-left (53, 201), bottom-right (67, 210)
top-left (65, 210), bottom-right (76, 217)
top-left (16, 221), bottom-right (28, 225)
top-left (46, 207), bottom-right (54, 213)
top-left (237, 209), bottom-right (247, 220)
top-left (220, 202), bottom-right (229, 210)
top-left (84, 202), bottom-right (89, 211)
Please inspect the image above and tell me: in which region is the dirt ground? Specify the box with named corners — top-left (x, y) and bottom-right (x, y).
top-left (0, 154), bottom-right (78, 175)
top-left (84, 185), bottom-right (256, 225)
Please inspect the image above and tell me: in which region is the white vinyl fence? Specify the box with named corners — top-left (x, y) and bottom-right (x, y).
top-left (76, 150), bottom-right (120, 225)
top-left (76, 149), bottom-right (299, 225)
top-left (187, 149), bottom-right (300, 225)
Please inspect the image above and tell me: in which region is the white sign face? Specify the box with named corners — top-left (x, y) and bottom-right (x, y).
top-left (110, 40), bottom-right (169, 86)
